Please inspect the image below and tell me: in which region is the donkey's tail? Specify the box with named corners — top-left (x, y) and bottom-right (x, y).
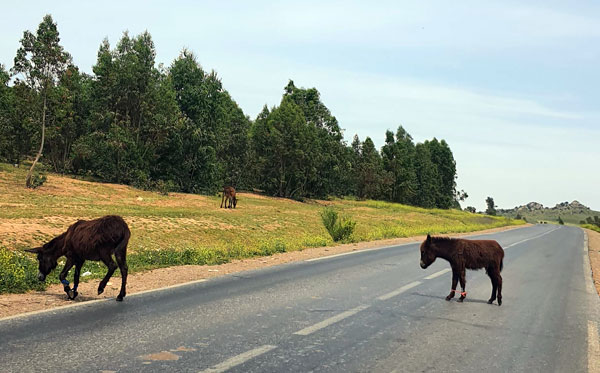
top-left (115, 228), bottom-right (131, 255)
top-left (500, 259), bottom-right (504, 272)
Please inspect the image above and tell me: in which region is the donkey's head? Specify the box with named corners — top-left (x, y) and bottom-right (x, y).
top-left (25, 234), bottom-right (64, 281)
top-left (419, 234), bottom-right (437, 269)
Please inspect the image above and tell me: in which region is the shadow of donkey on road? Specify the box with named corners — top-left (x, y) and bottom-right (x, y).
top-left (26, 215), bottom-right (130, 301)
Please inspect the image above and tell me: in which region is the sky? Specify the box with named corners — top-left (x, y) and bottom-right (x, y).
top-left (1, 1), bottom-right (599, 211)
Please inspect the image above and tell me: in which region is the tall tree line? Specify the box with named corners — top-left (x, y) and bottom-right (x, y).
top-left (0, 15), bottom-right (462, 209)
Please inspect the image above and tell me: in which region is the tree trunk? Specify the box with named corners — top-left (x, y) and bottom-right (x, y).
top-left (26, 92), bottom-right (46, 188)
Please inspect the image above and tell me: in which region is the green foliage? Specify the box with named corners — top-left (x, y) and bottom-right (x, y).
top-left (29, 173), bottom-right (47, 188)
top-left (320, 207), bottom-right (357, 242)
top-left (583, 224), bottom-right (600, 233)
top-left (485, 197), bottom-right (497, 216)
top-left (0, 248), bottom-right (46, 293)
top-left (465, 206), bottom-right (477, 213)
top-left (3, 16), bottom-right (461, 210)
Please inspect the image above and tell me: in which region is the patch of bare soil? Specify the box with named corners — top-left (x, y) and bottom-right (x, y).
top-left (0, 224), bottom-right (528, 319)
top-left (586, 229), bottom-right (600, 296)
top-left (0, 217), bottom-right (73, 247)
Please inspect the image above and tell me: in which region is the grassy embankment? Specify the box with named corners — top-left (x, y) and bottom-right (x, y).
top-left (0, 163), bottom-right (524, 293)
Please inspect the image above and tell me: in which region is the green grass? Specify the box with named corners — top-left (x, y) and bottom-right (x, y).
top-left (0, 163), bottom-right (524, 293)
top-left (583, 224), bottom-right (600, 233)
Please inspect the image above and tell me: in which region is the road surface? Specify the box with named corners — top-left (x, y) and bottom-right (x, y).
top-left (1, 224), bottom-right (598, 372)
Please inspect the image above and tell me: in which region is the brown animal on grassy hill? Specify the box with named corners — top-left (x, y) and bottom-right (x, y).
top-left (419, 234), bottom-right (504, 305)
top-left (25, 215), bottom-right (130, 301)
top-left (220, 186), bottom-right (237, 208)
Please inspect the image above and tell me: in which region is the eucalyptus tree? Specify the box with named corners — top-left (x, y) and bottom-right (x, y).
top-left (12, 14), bottom-right (71, 187)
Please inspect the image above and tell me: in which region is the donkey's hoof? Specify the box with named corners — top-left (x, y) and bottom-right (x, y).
top-left (68, 290), bottom-right (78, 300)
top-left (498, 300), bottom-right (502, 306)
top-left (116, 295), bottom-right (124, 302)
top-left (457, 298), bottom-right (464, 303)
top-left (98, 287), bottom-right (105, 295)
top-left (487, 299), bottom-right (494, 304)
top-left (445, 295), bottom-right (452, 301)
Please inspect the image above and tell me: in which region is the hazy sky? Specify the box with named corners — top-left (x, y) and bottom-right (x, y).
top-left (1, 1), bottom-right (598, 211)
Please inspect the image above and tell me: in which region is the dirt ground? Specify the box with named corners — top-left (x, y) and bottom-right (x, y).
top-left (0, 225), bottom-right (528, 319)
top-left (586, 228), bottom-right (600, 296)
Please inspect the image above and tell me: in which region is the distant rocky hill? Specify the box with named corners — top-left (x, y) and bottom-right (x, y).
top-left (497, 200), bottom-right (599, 224)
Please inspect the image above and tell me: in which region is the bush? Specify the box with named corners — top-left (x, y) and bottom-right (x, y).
top-left (0, 248), bottom-right (46, 294)
top-left (320, 207), bottom-right (356, 242)
top-left (29, 173), bottom-right (47, 189)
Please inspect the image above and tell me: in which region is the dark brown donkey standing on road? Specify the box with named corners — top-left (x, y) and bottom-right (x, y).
top-left (26, 215), bottom-right (130, 301)
top-left (419, 234), bottom-right (504, 305)
top-left (220, 186), bottom-right (237, 208)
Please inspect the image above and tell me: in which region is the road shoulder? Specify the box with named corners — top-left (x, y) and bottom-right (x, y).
top-left (585, 228), bottom-right (600, 297)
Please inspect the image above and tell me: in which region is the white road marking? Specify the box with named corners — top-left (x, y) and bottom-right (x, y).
top-left (0, 279), bottom-right (207, 323)
top-left (377, 281), bottom-right (422, 301)
top-left (199, 345), bottom-right (277, 373)
top-left (588, 321), bottom-right (600, 373)
top-left (584, 231), bottom-right (589, 253)
top-left (504, 227), bottom-right (560, 249)
top-left (293, 305), bottom-right (370, 336)
top-left (424, 268), bottom-right (451, 280)
top-left (305, 244), bottom-right (412, 262)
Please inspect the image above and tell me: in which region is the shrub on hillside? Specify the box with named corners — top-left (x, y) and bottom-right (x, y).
top-left (320, 207), bottom-right (356, 242)
top-left (29, 173), bottom-right (47, 189)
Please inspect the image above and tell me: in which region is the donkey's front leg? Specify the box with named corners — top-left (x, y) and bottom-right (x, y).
top-left (59, 258), bottom-right (74, 300)
top-left (446, 269), bottom-right (459, 301)
top-left (68, 261), bottom-right (84, 300)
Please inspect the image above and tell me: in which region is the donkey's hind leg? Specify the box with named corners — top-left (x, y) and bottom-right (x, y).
top-left (487, 266), bottom-right (498, 304)
top-left (115, 251), bottom-right (128, 302)
top-left (496, 271), bottom-right (503, 306)
top-left (457, 269), bottom-right (467, 302)
top-left (98, 253), bottom-right (118, 295)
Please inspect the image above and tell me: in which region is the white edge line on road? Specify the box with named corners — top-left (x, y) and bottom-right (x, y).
top-left (581, 231), bottom-right (595, 295)
top-left (0, 279), bottom-right (207, 323)
top-left (377, 281), bottom-right (421, 301)
top-left (504, 227), bottom-right (560, 249)
top-left (305, 243), bottom-right (414, 262)
top-left (199, 345), bottom-right (277, 373)
top-left (424, 268), bottom-right (451, 280)
top-left (293, 305), bottom-right (370, 336)
top-left (588, 320), bottom-right (600, 373)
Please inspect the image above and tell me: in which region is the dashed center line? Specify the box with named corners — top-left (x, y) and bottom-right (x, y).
top-left (377, 281), bottom-right (422, 300)
top-left (293, 305), bottom-right (370, 336)
top-left (424, 268), bottom-right (451, 280)
top-left (504, 227), bottom-right (560, 249)
top-left (199, 345), bottom-right (277, 373)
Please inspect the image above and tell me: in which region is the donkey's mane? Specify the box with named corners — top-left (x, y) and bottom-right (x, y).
top-left (431, 236), bottom-right (457, 243)
top-left (42, 232), bottom-right (66, 253)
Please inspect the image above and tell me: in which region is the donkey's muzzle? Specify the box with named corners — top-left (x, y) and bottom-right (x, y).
top-left (37, 272), bottom-right (46, 281)
top-left (420, 260), bottom-right (427, 269)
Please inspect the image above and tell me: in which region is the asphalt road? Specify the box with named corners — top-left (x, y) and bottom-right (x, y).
top-left (1, 224), bottom-right (598, 373)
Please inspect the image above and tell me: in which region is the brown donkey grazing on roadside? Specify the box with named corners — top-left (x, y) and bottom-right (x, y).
top-left (419, 234), bottom-right (504, 305)
top-left (220, 186), bottom-right (237, 208)
top-left (25, 215), bottom-right (130, 301)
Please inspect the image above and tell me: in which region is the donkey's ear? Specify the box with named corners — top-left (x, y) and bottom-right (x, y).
top-left (426, 234), bottom-right (431, 243)
top-left (24, 247), bottom-right (41, 254)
